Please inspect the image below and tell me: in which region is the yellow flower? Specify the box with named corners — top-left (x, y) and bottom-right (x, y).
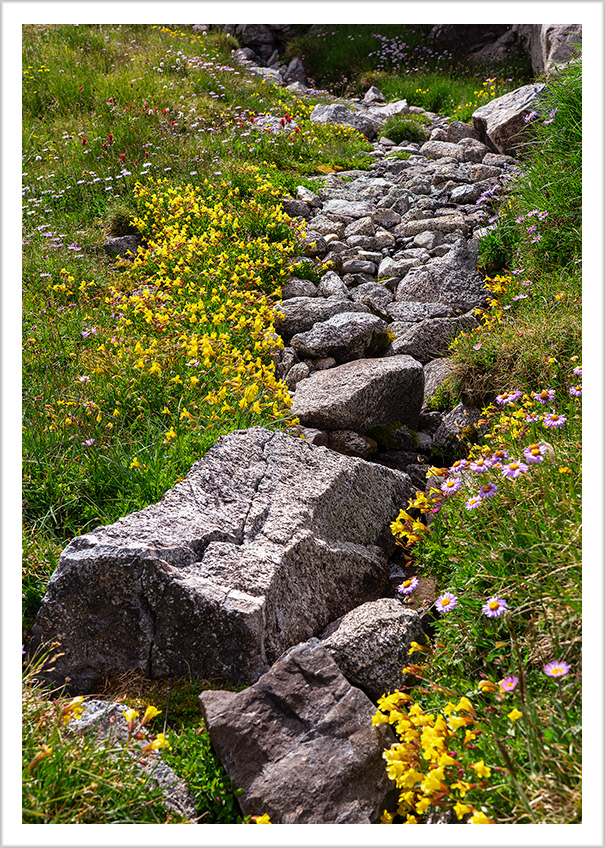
top-left (478, 680), bottom-right (498, 693)
top-left (129, 457), bottom-right (143, 470)
top-left (380, 809), bottom-right (394, 824)
top-left (141, 705), bottom-right (162, 726)
top-left (453, 801), bottom-right (471, 820)
top-left (123, 708), bottom-right (139, 726)
top-left (507, 708), bottom-right (523, 722)
top-left (252, 814), bottom-right (272, 823)
top-left (142, 732), bottom-right (170, 752)
top-left (467, 810), bottom-right (494, 824)
top-left (470, 760), bottom-right (491, 778)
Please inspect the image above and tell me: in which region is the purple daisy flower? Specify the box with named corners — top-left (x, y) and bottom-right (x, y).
top-left (82, 438), bottom-right (95, 446)
top-left (490, 449), bottom-right (509, 466)
top-left (543, 412), bottom-right (567, 429)
top-left (435, 593), bottom-right (458, 613)
top-left (523, 443), bottom-right (547, 464)
top-left (525, 412), bottom-right (540, 423)
top-left (495, 390), bottom-right (522, 406)
top-left (482, 597), bottom-right (508, 618)
top-left (543, 660), bottom-right (571, 678)
top-left (478, 482), bottom-right (498, 498)
top-left (470, 457), bottom-right (492, 473)
top-left (572, 365), bottom-right (582, 377)
top-left (465, 495), bottom-right (483, 510)
top-left (533, 389), bottom-right (555, 404)
top-left (502, 461), bottom-right (529, 479)
top-left (397, 577), bottom-right (419, 596)
top-left (569, 385), bottom-right (582, 397)
top-left (441, 478), bottom-right (462, 496)
top-left (499, 675), bottom-right (519, 692)
top-left (449, 459), bottom-right (468, 474)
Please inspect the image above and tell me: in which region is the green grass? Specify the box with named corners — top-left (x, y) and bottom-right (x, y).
top-left (384, 61), bottom-right (581, 825)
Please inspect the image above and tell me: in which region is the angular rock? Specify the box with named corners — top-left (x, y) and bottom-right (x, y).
top-left (341, 259), bottom-right (377, 276)
top-left (344, 216), bottom-right (375, 238)
top-left (363, 85), bottom-right (386, 104)
top-left (283, 57), bottom-right (308, 87)
top-left (395, 237), bottom-right (487, 311)
top-left (378, 255), bottom-right (422, 278)
top-left (290, 312), bottom-right (390, 363)
top-left (105, 235), bottom-right (143, 260)
top-left (395, 215), bottom-right (467, 238)
top-left (327, 430), bottom-right (378, 460)
top-left (303, 231), bottom-right (328, 257)
top-left (317, 270), bottom-right (349, 299)
top-left (306, 215), bottom-right (346, 239)
top-left (472, 82), bottom-right (547, 155)
top-left (513, 24), bottom-right (582, 74)
top-left (455, 137), bottom-right (491, 163)
top-left (281, 277), bottom-right (318, 299)
top-left (432, 403), bottom-right (483, 456)
top-left (30, 428), bottom-right (413, 692)
top-left (446, 120), bottom-right (479, 143)
top-left (322, 199), bottom-right (375, 220)
top-left (385, 313), bottom-right (478, 364)
top-left (419, 140), bottom-right (465, 161)
top-left (388, 301), bottom-right (454, 323)
top-left (350, 282), bottom-right (395, 316)
top-left (282, 198), bottom-right (312, 219)
top-left (291, 355), bottom-right (424, 432)
top-left (368, 99), bottom-right (409, 119)
top-left (310, 103), bottom-right (377, 140)
top-left (274, 297), bottom-right (369, 340)
top-left (423, 357), bottom-right (455, 406)
top-left (285, 361), bottom-right (310, 391)
top-left (320, 599), bottom-right (426, 701)
top-left (199, 640), bottom-right (396, 823)
top-left (296, 185), bottom-right (321, 207)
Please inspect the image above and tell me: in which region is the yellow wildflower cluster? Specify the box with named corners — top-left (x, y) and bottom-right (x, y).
top-left (390, 490), bottom-right (442, 547)
top-left (374, 693), bottom-right (495, 824)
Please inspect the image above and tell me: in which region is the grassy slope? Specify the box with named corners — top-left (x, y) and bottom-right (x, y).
top-left (22, 25), bottom-right (580, 824)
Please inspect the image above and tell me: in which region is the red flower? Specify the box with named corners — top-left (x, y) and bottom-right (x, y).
top-left (107, 133), bottom-right (113, 145)
top-left (120, 153), bottom-right (126, 163)
top-left (81, 137), bottom-right (87, 146)
top-left (145, 151), bottom-right (149, 158)
top-left (78, 86), bottom-right (83, 92)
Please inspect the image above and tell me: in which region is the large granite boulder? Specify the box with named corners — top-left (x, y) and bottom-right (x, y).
top-left (290, 312), bottom-right (390, 363)
top-left (310, 103), bottom-right (378, 140)
top-left (319, 599), bottom-right (425, 702)
top-left (30, 428), bottom-right (413, 692)
top-left (385, 312), bottom-right (478, 364)
top-left (199, 640), bottom-right (396, 823)
top-left (472, 82), bottom-right (547, 155)
top-left (512, 24), bottom-right (582, 74)
top-left (274, 296), bottom-right (369, 340)
top-left (291, 355), bottom-right (424, 432)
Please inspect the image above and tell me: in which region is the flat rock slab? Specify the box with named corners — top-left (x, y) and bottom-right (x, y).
top-left (274, 297), bottom-right (368, 340)
top-left (290, 312), bottom-right (390, 363)
top-left (291, 355), bottom-right (424, 433)
top-left (385, 312), bottom-right (478, 364)
top-left (30, 428), bottom-right (412, 692)
top-left (319, 598), bottom-right (426, 702)
top-left (199, 640), bottom-right (396, 823)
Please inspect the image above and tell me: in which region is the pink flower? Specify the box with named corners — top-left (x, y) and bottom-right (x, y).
top-left (499, 675), bottom-right (518, 692)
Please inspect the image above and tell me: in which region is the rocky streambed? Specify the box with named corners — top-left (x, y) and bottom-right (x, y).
top-left (30, 80), bottom-right (546, 823)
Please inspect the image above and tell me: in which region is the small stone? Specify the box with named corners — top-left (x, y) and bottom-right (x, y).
top-left (327, 430), bottom-right (378, 460)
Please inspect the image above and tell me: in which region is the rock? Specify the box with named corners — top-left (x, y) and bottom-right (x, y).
top-left (274, 297), bottom-right (369, 340)
top-left (283, 57), bottom-right (308, 87)
top-left (395, 215), bottom-right (467, 239)
top-left (378, 256), bottom-right (422, 278)
top-left (413, 230), bottom-right (443, 250)
top-left (307, 215), bottom-right (346, 239)
top-left (317, 270), bottom-right (349, 299)
top-left (385, 313), bottom-right (478, 364)
top-left (364, 86), bottom-right (386, 104)
top-left (303, 231), bottom-right (328, 257)
top-left (372, 207), bottom-right (403, 228)
top-left (447, 121), bottom-right (479, 143)
top-left (395, 237), bottom-right (487, 311)
top-left (327, 430), bottom-right (378, 460)
top-left (374, 228), bottom-right (397, 249)
top-left (341, 259), bottom-right (377, 276)
top-left (290, 312), bottom-right (390, 363)
top-left (67, 700), bottom-right (198, 820)
top-left (423, 357), bottom-right (455, 404)
top-left (319, 599), bottom-right (425, 701)
top-left (282, 198), bottom-right (311, 219)
top-left (367, 99), bottom-right (409, 119)
top-left (432, 403), bottom-right (483, 456)
top-left (455, 136), bottom-right (490, 163)
top-left (30, 428), bottom-right (414, 692)
top-left (322, 199), bottom-right (375, 220)
top-left (430, 127), bottom-right (447, 141)
top-left (513, 24), bottom-right (582, 74)
top-left (296, 185), bottom-right (321, 207)
top-left (419, 140), bottom-right (465, 161)
top-left (344, 216), bottom-right (375, 238)
top-left (350, 282), bottom-right (395, 316)
top-left (105, 235), bottom-right (143, 260)
top-left (281, 277), bottom-right (318, 299)
top-left (388, 301), bottom-right (454, 323)
top-left (291, 355), bottom-right (424, 432)
top-left (199, 640), bottom-right (396, 823)
top-left (310, 103), bottom-right (377, 140)
top-left (472, 82), bottom-right (547, 155)
top-left (297, 427), bottom-right (329, 446)
top-left (285, 361), bottom-right (310, 391)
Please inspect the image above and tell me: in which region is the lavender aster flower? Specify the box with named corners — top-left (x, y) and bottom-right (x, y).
top-left (441, 478), bottom-right (462, 496)
top-left (482, 597), bottom-right (508, 618)
top-left (543, 412), bottom-right (567, 429)
top-left (495, 390), bottom-right (522, 405)
top-left (533, 389), bottom-right (555, 404)
top-left (465, 495), bottom-right (483, 510)
top-left (569, 385), bottom-right (582, 397)
top-left (572, 365), bottom-right (582, 377)
top-left (469, 457), bottom-right (492, 473)
top-left (502, 461), bottom-right (529, 479)
top-left (523, 443), bottom-right (548, 464)
top-left (543, 660), bottom-right (571, 678)
top-left (397, 577), bottom-right (419, 596)
top-left (499, 675), bottom-right (518, 692)
top-left (478, 482), bottom-right (498, 498)
top-left (435, 593), bottom-right (458, 613)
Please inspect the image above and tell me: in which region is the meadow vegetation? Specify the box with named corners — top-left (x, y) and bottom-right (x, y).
top-left (22, 24), bottom-right (580, 824)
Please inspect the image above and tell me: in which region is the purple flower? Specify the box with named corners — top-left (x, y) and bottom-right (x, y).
top-left (572, 365), bottom-right (582, 377)
top-left (531, 234), bottom-right (542, 243)
top-left (515, 215), bottom-right (526, 224)
top-left (523, 443), bottom-right (547, 464)
top-left (512, 294), bottom-right (528, 301)
top-left (525, 412), bottom-right (540, 423)
top-left (397, 577), bottom-right (419, 596)
top-left (81, 328), bottom-right (97, 338)
top-left (67, 242), bottom-right (81, 251)
top-left (478, 482), bottom-right (498, 498)
top-left (441, 478), bottom-right (462, 496)
top-left (482, 597), bottom-right (508, 618)
top-left (543, 660), bottom-right (571, 679)
top-left (449, 459), bottom-right (468, 474)
top-left (465, 495), bottom-right (483, 510)
top-left (469, 457), bottom-right (492, 473)
top-left (534, 389), bottom-right (555, 404)
top-left (490, 449), bottom-right (508, 466)
top-left (524, 110), bottom-right (538, 123)
top-left (82, 438), bottom-right (95, 446)
top-left (495, 390), bottom-right (522, 405)
top-left (499, 675), bottom-right (518, 692)
top-left (435, 593), bottom-right (458, 613)
top-left (473, 343), bottom-right (482, 351)
top-left (502, 461), bottom-right (529, 479)
top-left (543, 412), bottom-right (567, 429)
top-left (569, 385), bottom-right (582, 397)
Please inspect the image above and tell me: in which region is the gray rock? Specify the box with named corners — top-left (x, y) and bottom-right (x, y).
top-left (344, 216), bottom-right (375, 238)
top-left (290, 312), bottom-right (390, 363)
top-left (285, 361), bottom-right (310, 391)
top-left (317, 270), bottom-right (349, 299)
top-left (274, 297), bottom-right (369, 340)
top-left (282, 198), bottom-right (312, 219)
top-left (482, 152), bottom-right (518, 167)
top-left (472, 82), bottom-right (547, 155)
top-left (346, 235), bottom-right (376, 251)
top-left (291, 355), bottom-right (424, 432)
top-left (450, 183), bottom-right (484, 204)
top-left (297, 427), bottom-right (329, 446)
top-left (469, 163), bottom-right (503, 181)
top-left (310, 103), bottom-right (377, 140)
top-left (296, 185), bottom-right (321, 207)
top-left (307, 215), bottom-right (346, 239)
top-left (283, 57), bottom-right (308, 87)
top-left (341, 259), bottom-right (377, 276)
top-left (327, 430), bottom-right (378, 460)
top-left (432, 403), bottom-right (483, 454)
top-left (350, 282), bottom-right (395, 316)
top-left (105, 235), bottom-right (143, 260)
top-left (320, 599), bottom-right (425, 701)
top-left (281, 277), bottom-right (318, 299)
top-left (423, 357), bottom-right (455, 404)
top-left (388, 301), bottom-right (453, 322)
top-left (364, 86), bottom-right (386, 104)
top-left (394, 237), bottom-right (487, 311)
top-left (394, 215), bottom-right (467, 238)
top-left (513, 24), bottom-right (582, 75)
top-left (199, 640), bottom-right (396, 823)
top-left (367, 99), bottom-right (409, 119)
top-left (378, 255), bottom-right (422, 278)
top-left (413, 230), bottom-right (443, 250)
top-left (303, 231), bottom-right (328, 257)
top-left (419, 140), bottom-right (465, 161)
top-left (455, 137), bottom-right (490, 163)
top-left (385, 312), bottom-right (478, 364)
top-left (373, 228), bottom-right (397, 249)
top-left (323, 199), bottom-right (375, 220)
top-left (31, 428), bottom-right (412, 691)
top-left (447, 121), bottom-right (479, 143)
